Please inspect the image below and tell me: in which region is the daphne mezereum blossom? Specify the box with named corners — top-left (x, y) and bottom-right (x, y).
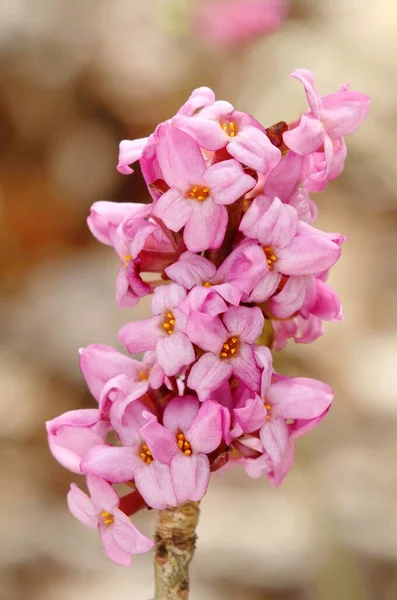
top-left (46, 69), bottom-right (369, 565)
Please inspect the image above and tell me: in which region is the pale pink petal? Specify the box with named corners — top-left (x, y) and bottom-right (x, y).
top-left (111, 395), bottom-right (151, 445)
top-left (187, 312), bottom-right (227, 354)
top-left (47, 420), bottom-right (105, 474)
top-left (155, 332), bottom-right (195, 377)
top-left (186, 400), bottom-right (223, 454)
top-left (156, 122), bottom-right (206, 188)
top-left (184, 200), bottom-right (228, 252)
top-left (321, 90), bottom-right (370, 137)
top-left (254, 346), bottom-right (273, 398)
top-left (180, 286), bottom-right (228, 316)
top-left (269, 275), bottom-right (307, 318)
top-left (203, 159), bottom-right (256, 205)
top-left (228, 126), bottom-right (281, 173)
top-left (267, 442), bottom-right (295, 486)
top-left (170, 453), bottom-right (210, 504)
top-left (268, 378), bottom-right (333, 420)
top-left (112, 509), bottom-right (154, 554)
top-left (187, 353), bottom-right (232, 401)
top-left (264, 151), bottom-right (306, 202)
top-left (134, 462), bottom-right (177, 510)
top-left (139, 417), bottom-right (179, 464)
top-left (243, 454), bottom-right (272, 479)
top-left (177, 86), bottom-right (216, 116)
top-left (283, 114), bottom-right (324, 155)
top-left (256, 197), bottom-right (298, 248)
top-left (250, 271), bottom-right (281, 303)
top-left (152, 188), bottom-right (193, 232)
top-left (260, 418), bottom-right (290, 466)
top-left (289, 69), bottom-right (321, 117)
top-left (67, 483), bottom-right (98, 528)
top-left (223, 306), bottom-right (264, 344)
top-left (119, 316), bottom-right (163, 354)
top-left (163, 395), bottom-right (200, 434)
top-left (172, 114), bottom-right (228, 150)
top-left (231, 343), bottom-right (260, 391)
top-left (152, 283), bottom-right (187, 315)
top-left (165, 252), bottom-right (216, 289)
top-left (81, 445), bottom-right (141, 483)
top-left (86, 475), bottom-right (119, 512)
top-left (117, 137), bottom-right (149, 174)
top-left (99, 524), bottom-right (132, 566)
top-left (87, 201), bottom-right (140, 245)
top-left (234, 394), bottom-right (266, 433)
top-left (211, 282), bottom-right (242, 306)
top-left (277, 234), bottom-right (341, 275)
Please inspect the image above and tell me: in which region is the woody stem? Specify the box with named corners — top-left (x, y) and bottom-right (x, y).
top-left (153, 501), bottom-right (200, 600)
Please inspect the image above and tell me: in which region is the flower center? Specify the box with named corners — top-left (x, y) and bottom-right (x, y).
top-left (177, 433), bottom-right (192, 456)
top-left (139, 443), bottom-right (153, 464)
top-left (162, 311), bottom-right (175, 334)
top-left (203, 281), bottom-right (212, 288)
top-left (101, 511), bottom-right (114, 526)
top-left (264, 402), bottom-right (271, 421)
top-left (188, 185), bottom-right (210, 202)
top-left (221, 121), bottom-right (238, 137)
top-left (123, 254), bottom-right (132, 267)
top-left (139, 369), bottom-right (151, 381)
top-left (263, 246), bottom-right (277, 270)
top-left (220, 336), bottom-right (239, 359)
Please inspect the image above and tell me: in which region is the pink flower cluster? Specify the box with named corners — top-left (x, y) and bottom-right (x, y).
top-left (46, 70), bottom-right (369, 565)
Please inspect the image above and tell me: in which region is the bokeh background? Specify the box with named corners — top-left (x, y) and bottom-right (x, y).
top-left (1, 1), bottom-right (396, 599)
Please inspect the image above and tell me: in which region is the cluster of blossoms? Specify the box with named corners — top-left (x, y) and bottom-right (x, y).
top-left (46, 70), bottom-right (369, 565)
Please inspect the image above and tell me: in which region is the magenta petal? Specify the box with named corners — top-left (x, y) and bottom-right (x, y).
top-left (81, 445), bottom-right (141, 483)
top-left (188, 353), bottom-right (232, 401)
top-left (86, 475), bottom-right (119, 512)
top-left (228, 126), bottom-right (281, 173)
top-left (99, 524), bottom-right (132, 566)
top-left (134, 462), bottom-right (177, 510)
top-left (163, 395), bottom-right (200, 434)
top-left (139, 418), bottom-right (179, 464)
top-left (172, 114), bottom-right (228, 151)
top-left (110, 396), bottom-right (150, 446)
top-left (260, 418), bottom-right (290, 467)
top-left (170, 453), bottom-right (210, 504)
top-left (203, 159), bottom-right (256, 205)
top-left (268, 377), bottom-right (333, 420)
top-left (153, 188), bottom-right (192, 232)
top-left (184, 200), bottom-right (228, 252)
top-left (156, 332), bottom-right (195, 377)
top-left (112, 509), bottom-right (154, 554)
top-left (231, 343), bottom-right (260, 391)
top-left (187, 400), bottom-right (223, 454)
top-left (277, 234), bottom-right (341, 276)
top-left (234, 394), bottom-right (266, 434)
top-left (223, 305), bottom-right (264, 343)
top-left (283, 114), bottom-right (324, 155)
top-left (119, 316), bottom-right (163, 354)
top-left (67, 483), bottom-right (98, 528)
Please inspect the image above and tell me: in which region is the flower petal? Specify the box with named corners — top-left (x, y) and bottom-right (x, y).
top-left (134, 462), bottom-right (177, 510)
top-left (223, 305), bottom-right (264, 343)
top-left (188, 353), bottom-right (232, 401)
top-left (119, 316), bottom-right (163, 354)
top-left (234, 394), bottom-right (266, 434)
top-left (139, 417), bottom-right (179, 464)
top-left (276, 233), bottom-right (341, 275)
top-left (67, 483), bottom-right (97, 528)
top-left (156, 332), bottom-right (195, 377)
top-left (228, 126), bottom-right (281, 173)
top-left (99, 524), bottom-right (131, 566)
top-left (153, 188), bottom-right (193, 232)
top-left (260, 418), bottom-right (290, 467)
top-left (231, 343), bottom-right (260, 391)
top-left (81, 445), bottom-right (141, 483)
top-left (268, 377), bottom-right (333, 420)
top-left (112, 509), bottom-right (154, 554)
top-left (170, 453), bottom-right (210, 504)
top-left (203, 159), bottom-right (256, 205)
top-left (283, 114), bottom-right (324, 155)
top-left (86, 474), bottom-right (119, 512)
top-left (184, 200), bottom-right (228, 252)
top-left (117, 137), bottom-right (149, 174)
top-left (172, 114), bottom-right (228, 150)
top-left (156, 122), bottom-right (206, 188)
top-left (187, 400), bottom-right (223, 454)
top-left (163, 395), bottom-right (200, 434)
top-left (165, 251), bottom-right (216, 289)
top-left (289, 69), bottom-right (321, 117)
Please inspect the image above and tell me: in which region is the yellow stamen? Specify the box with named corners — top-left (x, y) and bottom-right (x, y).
top-left (176, 433), bottom-right (192, 456)
top-left (220, 336), bottom-right (239, 359)
top-left (101, 511), bottom-right (114, 526)
top-left (139, 443), bottom-right (153, 464)
top-left (162, 312), bottom-right (175, 335)
top-left (263, 246), bottom-right (277, 270)
top-left (188, 185), bottom-right (210, 202)
top-left (203, 281), bottom-right (212, 288)
top-left (221, 121), bottom-right (238, 137)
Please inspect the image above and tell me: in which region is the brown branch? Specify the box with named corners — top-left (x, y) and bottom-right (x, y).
top-left (153, 501), bottom-right (200, 600)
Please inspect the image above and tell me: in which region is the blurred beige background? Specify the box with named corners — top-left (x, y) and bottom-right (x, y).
top-left (1, 1), bottom-right (396, 599)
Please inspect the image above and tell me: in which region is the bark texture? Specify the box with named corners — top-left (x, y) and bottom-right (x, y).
top-left (154, 501), bottom-right (200, 600)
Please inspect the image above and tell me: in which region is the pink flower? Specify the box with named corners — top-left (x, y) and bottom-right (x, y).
top-left (283, 69), bottom-right (370, 177)
top-left (239, 196), bottom-right (342, 306)
top-left (119, 284), bottom-right (195, 377)
top-left (165, 251), bottom-right (242, 308)
top-left (187, 306), bottom-right (264, 400)
top-left (67, 475), bottom-right (153, 565)
top-left (173, 104), bottom-right (281, 174)
top-left (232, 347), bottom-right (333, 483)
top-left (117, 87), bottom-right (216, 175)
top-left (303, 137), bottom-right (347, 192)
top-left (152, 123), bottom-right (255, 252)
top-left (193, 0), bottom-right (288, 47)
top-left (139, 396), bottom-right (224, 504)
top-left (46, 409), bottom-right (109, 474)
